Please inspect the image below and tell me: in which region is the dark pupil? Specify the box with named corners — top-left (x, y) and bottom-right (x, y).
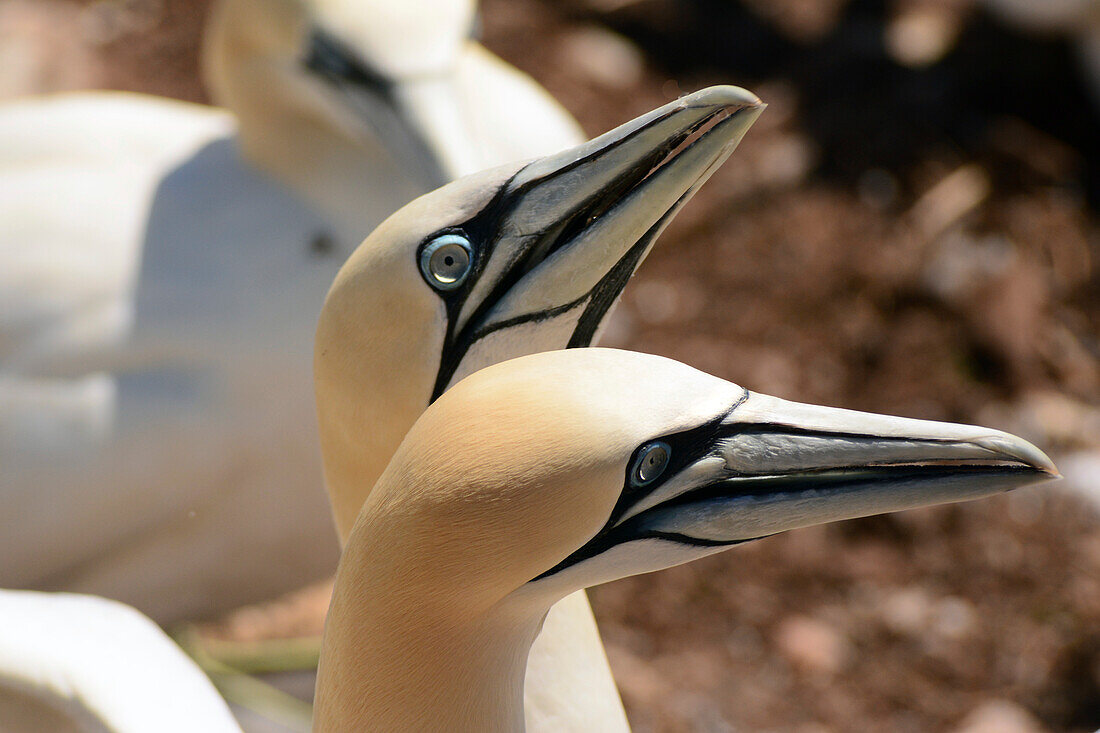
top-left (634, 442), bottom-right (670, 485)
top-left (444, 255), bottom-right (455, 266)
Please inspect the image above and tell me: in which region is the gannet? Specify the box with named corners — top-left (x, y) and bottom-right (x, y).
top-left (314, 347), bottom-right (1058, 730)
top-left (6, 70), bottom-right (762, 729)
top-left (0, 347), bottom-right (1054, 732)
top-left (314, 85), bottom-right (763, 732)
top-left (0, 0), bottom-right (582, 621)
top-left (0, 591), bottom-right (240, 732)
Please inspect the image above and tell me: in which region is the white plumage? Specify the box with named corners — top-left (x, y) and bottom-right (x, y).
top-left (0, 0), bottom-right (582, 622)
top-left (0, 590), bottom-right (240, 732)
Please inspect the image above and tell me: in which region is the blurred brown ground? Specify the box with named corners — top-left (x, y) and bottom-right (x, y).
top-left (4, 0), bottom-right (1100, 730)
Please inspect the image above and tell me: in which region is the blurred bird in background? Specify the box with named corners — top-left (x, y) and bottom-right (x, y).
top-left (0, 590), bottom-right (241, 732)
top-left (0, 0), bottom-right (582, 623)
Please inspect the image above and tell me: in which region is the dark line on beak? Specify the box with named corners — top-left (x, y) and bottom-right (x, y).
top-left (530, 461), bottom-right (1041, 584)
top-left (657, 463), bottom-right (1043, 510)
top-left (566, 176), bottom-right (694, 348)
top-left (530, 530), bottom-right (761, 583)
top-left (720, 422), bottom-right (974, 445)
top-left (566, 228), bottom-right (650, 349)
top-left (527, 387), bottom-right (1046, 583)
top-left (566, 105), bottom-right (753, 349)
top-left (465, 295), bottom-right (590, 341)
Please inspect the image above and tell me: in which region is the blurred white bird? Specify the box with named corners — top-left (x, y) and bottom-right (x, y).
top-left (0, 590), bottom-right (240, 732)
top-left (0, 0), bottom-right (582, 622)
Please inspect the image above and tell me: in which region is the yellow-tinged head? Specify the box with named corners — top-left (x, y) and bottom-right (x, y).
top-left (350, 347), bottom-right (1058, 606)
top-left (317, 348), bottom-right (1057, 730)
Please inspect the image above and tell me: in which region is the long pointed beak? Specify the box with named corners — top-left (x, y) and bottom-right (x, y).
top-left (624, 391), bottom-right (1059, 545)
top-left (434, 86), bottom-right (765, 395)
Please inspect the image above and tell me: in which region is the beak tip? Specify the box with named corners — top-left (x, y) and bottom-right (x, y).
top-left (687, 85), bottom-right (765, 113)
top-left (982, 433), bottom-right (1059, 478)
top-left (1023, 447), bottom-right (1060, 479)
top-left (1038, 454), bottom-right (1061, 478)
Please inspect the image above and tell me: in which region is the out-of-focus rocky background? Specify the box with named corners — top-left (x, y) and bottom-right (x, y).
top-left (4, 0), bottom-right (1099, 730)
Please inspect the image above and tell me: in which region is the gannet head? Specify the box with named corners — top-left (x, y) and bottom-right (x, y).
top-left (355, 347), bottom-right (1058, 606)
top-left (315, 86), bottom-right (765, 538)
top-left (203, 0), bottom-right (583, 198)
top-left (318, 347), bottom-right (1057, 730)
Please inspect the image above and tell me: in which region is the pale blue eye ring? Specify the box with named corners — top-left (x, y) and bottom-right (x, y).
top-left (631, 441), bottom-right (671, 487)
top-left (419, 234), bottom-right (473, 291)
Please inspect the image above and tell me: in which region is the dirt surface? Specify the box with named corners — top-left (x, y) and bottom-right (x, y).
top-left (6, 0), bottom-right (1100, 730)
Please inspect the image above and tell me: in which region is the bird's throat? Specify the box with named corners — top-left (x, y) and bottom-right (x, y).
top-left (314, 539), bottom-right (545, 731)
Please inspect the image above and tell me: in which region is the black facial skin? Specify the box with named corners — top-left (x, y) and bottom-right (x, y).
top-left (531, 399), bottom-right (749, 583)
top-left (304, 28), bottom-right (394, 97)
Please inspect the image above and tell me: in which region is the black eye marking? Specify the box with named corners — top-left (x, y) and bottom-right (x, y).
top-left (302, 27), bottom-right (447, 189)
top-left (530, 391), bottom-right (754, 582)
top-left (426, 170), bottom-right (523, 402)
top-left (303, 27), bottom-right (392, 96)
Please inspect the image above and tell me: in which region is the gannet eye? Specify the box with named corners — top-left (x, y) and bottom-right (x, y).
top-left (631, 441), bottom-right (671, 487)
top-left (420, 234), bottom-right (473, 291)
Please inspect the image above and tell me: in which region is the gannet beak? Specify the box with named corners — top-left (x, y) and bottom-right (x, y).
top-left (433, 86), bottom-right (765, 396)
top-left (627, 391), bottom-right (1059, 544)
top-left (542, 390), bottom-right (1058, 578)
